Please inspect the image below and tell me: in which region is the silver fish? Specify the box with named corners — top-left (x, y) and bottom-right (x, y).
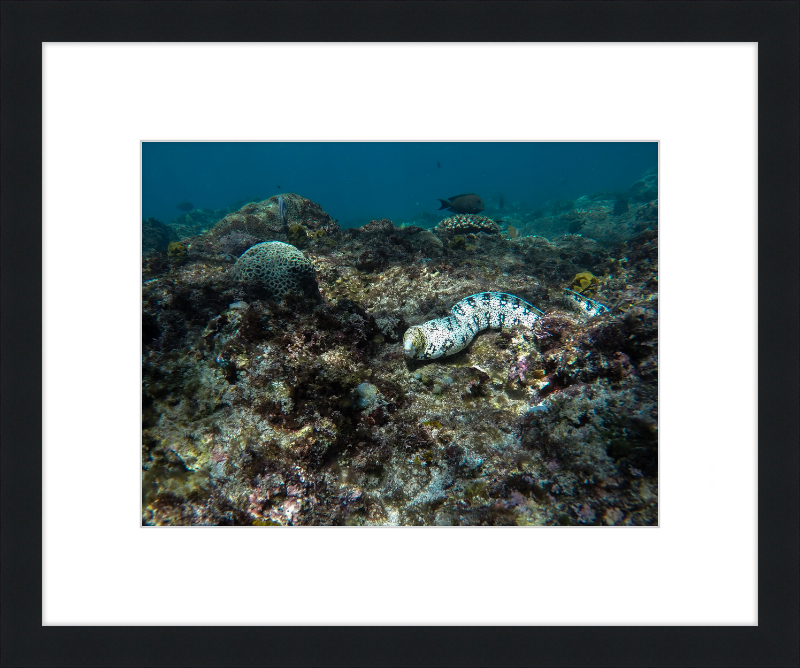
top-left (277, 196), bottom-right (288, 226)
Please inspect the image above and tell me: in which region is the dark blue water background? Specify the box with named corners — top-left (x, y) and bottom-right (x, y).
top-left (142, 142), bottom-right (657, 229)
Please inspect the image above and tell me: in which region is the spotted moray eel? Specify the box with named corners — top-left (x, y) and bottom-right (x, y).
top-left (402, 289), bottom-right (609, 360)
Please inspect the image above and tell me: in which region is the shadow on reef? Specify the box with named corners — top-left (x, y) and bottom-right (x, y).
top-left (142, 192), bottom-right (658, 526)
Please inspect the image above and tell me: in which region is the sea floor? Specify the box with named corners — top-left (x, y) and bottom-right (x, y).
top-left (142, 196), bottom-right (658, 526)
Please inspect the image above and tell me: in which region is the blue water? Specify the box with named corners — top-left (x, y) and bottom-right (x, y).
top-left (142, 142), bottom-right (657, 228)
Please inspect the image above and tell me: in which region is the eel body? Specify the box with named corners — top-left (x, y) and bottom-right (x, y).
top-left (403, 289), bottom-right (609, 360)
top-left (403, 292), bottom-right (543, 360)
top-left (563, 288), bottom-right (609, 318)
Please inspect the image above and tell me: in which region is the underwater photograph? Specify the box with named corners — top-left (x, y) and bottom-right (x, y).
top-left (142, 141), bottom-right (658, 526)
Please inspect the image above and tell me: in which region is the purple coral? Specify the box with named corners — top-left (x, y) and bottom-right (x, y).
top-left (508, 356), bottom-right (529, 383)
top-left (575, 503), bottom-right (596, 523)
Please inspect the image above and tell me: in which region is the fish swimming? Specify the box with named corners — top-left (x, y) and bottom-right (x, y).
top-left (499, 194), bottom-right (504, 210)
top-left (403, 289), bottom-right (609, 360)
top-left (277, 196), bottom-right (288, 226)
top-left (176, 202), bottom-right (194, 212)
top-left (437, 193), bottom-right (484, 214)
top-left (437, 161), bottom-right (441, 169)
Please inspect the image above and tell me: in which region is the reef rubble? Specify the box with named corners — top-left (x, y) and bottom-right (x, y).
top-left (142, 195), bottom-right (658, 526)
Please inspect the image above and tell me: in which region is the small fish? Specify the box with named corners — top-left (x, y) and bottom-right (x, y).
top-left (277, 185), bottom-right (281, 189)
top-left (176, 202), bottom-right (194, 212)
top-left (437, 193), bottom-right (484, 214)
top-left (507, 224), bottom-right (519, 239)
top-left (437, 161), bottom-right (441, 169)
top-left (499, 194), bottom-right (504, 210)
top-left (277, 196), bottom-right (288, 226)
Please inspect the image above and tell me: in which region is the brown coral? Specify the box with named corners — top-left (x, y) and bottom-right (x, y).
top-left (437, 214), bottom-right (500, 234)
top-left (199, 193), bottom-right (340, 250)
top-left (231, 241), bottom-right (317, 298)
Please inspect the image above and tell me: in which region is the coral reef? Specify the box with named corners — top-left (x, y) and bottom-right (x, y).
top-left (437, 214), bottom-right (500, 234)
top-left (501, 193), bottom-right (658, 247)
top-left (142, 217), bottom-right (178, 254)
top-left (195, 193), bottom-right (340, 254)
top-left (230, 241), bottom-right (318, 300)
top-left (217, 230), bottom-right (260, 258)
top-left (170, 207), bottom-right (230, 239)
top-left (628, 167), bottom-right (658, 202)
top-left (143, 193), bottom-right (658, 526)
top-left (636, 199), bottom-right (658, 223)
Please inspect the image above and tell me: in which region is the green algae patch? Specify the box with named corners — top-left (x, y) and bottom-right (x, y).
top-left (287, 223), bottom-right (309, 247)
top-left (464, 481), bottom-right (488, 504)
top-left (449, 235), bottom-right (467, 250)
top-left (167, 241), bottom-right (188, 263)
top-left (571, 271), bottom-right (600, 295)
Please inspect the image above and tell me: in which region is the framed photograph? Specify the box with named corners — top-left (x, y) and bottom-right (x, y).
top-left (3, 1), bottom-right (796, 666)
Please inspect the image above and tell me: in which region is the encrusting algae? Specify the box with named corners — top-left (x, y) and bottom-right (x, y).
top-left (571, 271), bottom-right (600, 294)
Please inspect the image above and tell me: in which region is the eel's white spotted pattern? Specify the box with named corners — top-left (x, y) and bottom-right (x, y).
top-left (403, 289), bottom-right (609, 360)
top-left (403, 292), bottom-right (543, 360)
top-left (563, 288), bottom-right (610, 318)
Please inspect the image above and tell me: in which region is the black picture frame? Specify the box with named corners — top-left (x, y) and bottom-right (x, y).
top-left (2, 2), bottom-right (797, 666)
